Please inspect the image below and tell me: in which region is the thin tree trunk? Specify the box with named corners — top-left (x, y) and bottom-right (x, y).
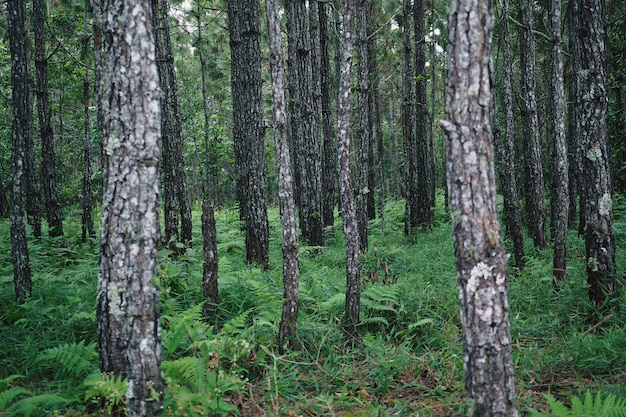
top-left (576, 0), bottom-right (618, 306)
top-left (34, 0), bottom-right (63, 238)
top-left (337, 0), bottom-right (361, 335)
top-left (498, 0), bottom-right (525, 270)
top-left (402, 0), bottom-right (417, 236)
top-left (81, 0), bottom-right (95, 242)
top-left (95, 0), bottom-right (165, 412)
top-left (355, 0), bottom-right (370, 251)
top-left (440, 0), bottom-right (518, 413)
top-left (519, 0), bottom-right (548, 249)
top-left (549, 0), bottom-right (569, 286)
top-left (8, 0), bottom-right (33, 304)
top-left (267, 0), bottom-right (301, 352)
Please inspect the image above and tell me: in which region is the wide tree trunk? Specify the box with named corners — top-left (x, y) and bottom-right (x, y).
top-left (151, 0), bottom-right (193, 250)
top-left (519, 0), bottom-right (548, 249)
top-left (228, 0), bottom-right (270, 268)
top-left (319, 1), bottom-right (336, 230)
top-left (34, 0), bottom-right (63, 238)
top-left (440, 0), bottom-right (518, 413)
top-left (8, 0), bottom-right (33, 304)
top-left (576, 0), bottom-right (618, 306)
top-left (337, 0), bottom-right (361, 335)
top-left (267, 0), bottom-right (301, 352)
top-left (549, 0), bottom-right (569, 285)
top-left (286, 0), bottom-right (324, 247)
top-left (414, 0), bottom-right (433, 228)
top-left (95, 0), bottom-right (165, 414)
top-left (355, 0), bottom-right (370, 251)
top-left (497, 0), bottom-right (525, 270)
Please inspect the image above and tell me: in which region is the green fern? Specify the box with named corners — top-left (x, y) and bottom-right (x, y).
top-left (82, 372), bottom-right (127, 414)
top-left (361, 284), bottom-right (402, 326)
top-left (0, 375), bottom-right (31, 411)
top-left (8, 393), bottom-right (68, 417)
top-left (37, 340), bottom-right (98, 379)
top-left (529, 390), bottom-right (626, 417)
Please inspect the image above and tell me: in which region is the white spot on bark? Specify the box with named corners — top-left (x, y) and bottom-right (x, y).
top-left (105, 136), bottom-right (121, 156)
top-left (107, 282), bottom-right (125, 315)
top-left (599, 193), bottom-right (612, 217)
top-left (586, 145), bottom-right (602, 162)
top-left (468, 262), bottom-right (491, 293)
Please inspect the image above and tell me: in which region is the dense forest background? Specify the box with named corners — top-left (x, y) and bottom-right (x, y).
top-left (0, 0), bottom-right (625, 415)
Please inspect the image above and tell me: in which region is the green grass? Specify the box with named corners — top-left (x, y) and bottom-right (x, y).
top-left (0, 195), bottom-right (625, 416)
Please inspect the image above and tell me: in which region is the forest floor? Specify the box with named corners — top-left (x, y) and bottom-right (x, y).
top-left (1, 195), bottom-right (625, 416)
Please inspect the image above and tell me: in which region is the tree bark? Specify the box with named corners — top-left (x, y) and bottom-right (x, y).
top-left (228, 0), bottom-right (270, 268)
top-left (34, 0), bottom-right (63, 238)
top-left (8, 0), bottom-right (33, 304)
top-left (519, 0), bottom-right (548, 249)
top-left (267, 0), bottom-right (301, 352)
top-left (95, 0), bottom-right (165, 412)
top-left (497, 0), bottom-right (525, 270)
top-left (81, 0), bottom-right (95, 242)
top-left (402, 0), bottom-right (417, 236)
top-left (548, 0), bottom-right (569, 286)
top-left (355, 0), bottom-right (370, 251)
top-left (440, 0), bottom-right (518, 413)
top-left (286, 0), bottom-right (324, 247)
top-left (576, 0), bottom-right (618, 306)
top-left (337, 0), bottom-right (361, 334)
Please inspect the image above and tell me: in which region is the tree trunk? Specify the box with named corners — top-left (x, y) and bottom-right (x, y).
top-left (549, 0), bottom-right (569, 286)
top-left (440, 0), bottom-right (518, 413)
top-left (497, 0), bottom-right (525, 270)
top-left (81, 0), bottom-right (95, 242)
top-left (319, 1), bottom-right (336, 231)
top-left (414, 0), bottom-right (433, 228)
top-left (8, 0), bottom-right (33, 304)
top-left (34, 0), bottom-right (63, 238)
top-left (337, 0), bottom-right (361, 335)
top-left (355, 0), bottom-right (370, 251)
top-left (519, 0), bottom-right (548, 249)
top-left (576, 0), bottom-right (618, 306)
top-left (286, 0), bottom-right (324, 247)
top-left (95, 0), bottom-right (165, 413)
top-left (267, 0), bottom-right (301, 352)
top-left (402, 0), bottom-right (417, 236)
top-left (151, 0), bottom-right (193, 250)
top-left (228, 0), bottom-right (270, 269)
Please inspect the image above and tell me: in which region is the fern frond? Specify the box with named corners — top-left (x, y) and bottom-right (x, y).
top-left (8, 393), bottom-right (68, 417)
top-left (529, 390), bottom-right (626, 417)
top-left (0, 387), bottom-right (31, 410)
top-left (37, 340), bottom-right (98, 379)
top-left (0, 375), bottom-right (23, 391)
top-left (82, 372), bottom-right (127, 413)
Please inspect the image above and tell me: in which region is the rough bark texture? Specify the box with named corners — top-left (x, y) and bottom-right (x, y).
top-left (440, 0), bottom-right (518, 414)
top-left (497, 0), bottom-right (525, 270)
top-left (576, 0), bottom-right (618, 305)
top-left (202, 199), bottom-right (219, 318)
top-left (151, 0), bottom-right (193, 249)
top-left (319, 1), bottom-right (336, 230)
top-left (95, 0), bottom-right (165, 413)
top-left (519, 0), bottom-right (547, 249)
top-left (355, 0), bottom-right (370, 251)
top-left (414, 0), bottom-right (434, 228)
top-left (402, 0), bottom-right (417, 236)
top-left (286, 0), bottom-right (324, 247)
top-left (34, 0), bottom-right (64, 238)
top-left (267, 0), bottom-right (301, 352)
top-left (8, 0), bottom-right (33, 304)
top-left (81, 2), bottom-right (95, 242)
top-left (228, 0), bottom-right (270, 268)
top-left (337, 0), bottom-right (361, 334)
top-left (549, 0), bottom-right (569, 285)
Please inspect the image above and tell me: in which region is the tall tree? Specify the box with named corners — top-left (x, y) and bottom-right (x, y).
top-left (228, 0), bottom-right (270, 268)
top-left (286, 0), bottom-right (324, 247)
top-left (440, 0), bottom-right (518, 413)
top-left (337, 0), bottom-right (361, 334)
top-left (519, 0), bottom-right (548, 249)
top-left (402, 0), bottom-right (417, 235)
top-left (81, 0), bottom-right (95, 241)
top-left (34, 0), bottom-right (63, 238)
top-left (414, 0), bottom-right (434, 228)
top-left (94, 0), bottom-right (165, 412)
top-left (151, 0), bottom-right (193, 249)
top-left (355, 0), bottom-right (370, 251)
top-left (266, 0), bottom-right (301, 352)
top-left (319, 0), bottom-right (336, 230)
top-left (567, 0), bottom-right (582, 227)
top-left (497, 0), bottom-right (525, 270)
top-left (548, 0), bottom-right (569, 285)
top-left (8, 0), bottom-right (33, 304)
top-left (576, 0), bottom-right (618, 305)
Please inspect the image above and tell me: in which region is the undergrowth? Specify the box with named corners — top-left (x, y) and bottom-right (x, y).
top-left (0, 195), bottom-right (624, 416)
